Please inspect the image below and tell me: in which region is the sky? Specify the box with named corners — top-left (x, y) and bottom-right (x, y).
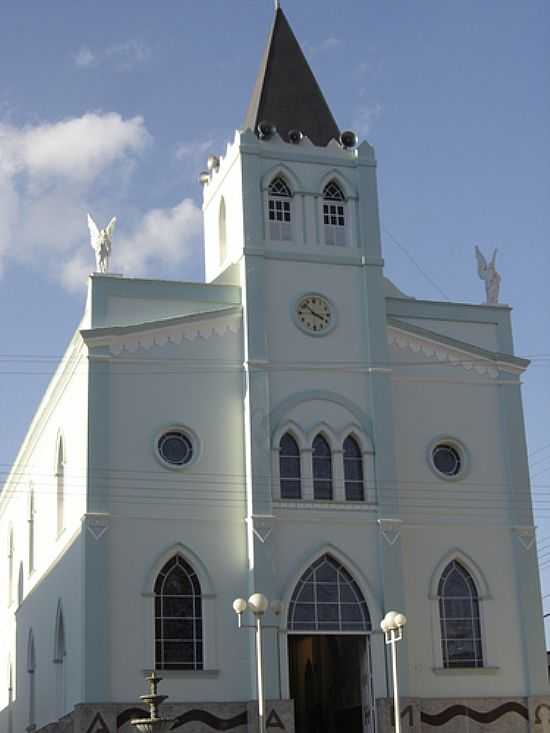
top-left (0, 0), bottom-right (549, 627)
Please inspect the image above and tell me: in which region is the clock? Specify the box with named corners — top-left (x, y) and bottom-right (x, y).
top-left (295, 294), bottom-right (334, 335)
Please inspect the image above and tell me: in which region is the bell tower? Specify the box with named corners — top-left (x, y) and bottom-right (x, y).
top-left (200, 4), bottom-right (408, 699)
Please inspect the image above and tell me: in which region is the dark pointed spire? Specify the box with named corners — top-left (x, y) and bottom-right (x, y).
top-left (244, 7), bottom-right (340, 147)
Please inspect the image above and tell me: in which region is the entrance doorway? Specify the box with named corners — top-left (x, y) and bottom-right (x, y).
top-left (286, 553), bottom-right (376, 733)
top-left (289, 634), bottom-right (372, 733)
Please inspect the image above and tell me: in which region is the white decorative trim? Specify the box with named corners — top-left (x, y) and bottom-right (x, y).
top-left (107, 314), bottom-right (241, 356)
top-left (514, 526), bottom-right (536, 550)
top-left (388, 328), bottom-right (499, 378)
top-left (273, 500), bottom-right (376, 512)
top-left (378, 518), bottom-right (402, 545)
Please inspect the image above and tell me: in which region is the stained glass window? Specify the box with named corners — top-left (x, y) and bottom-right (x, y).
top-left (279, 433), bottom-right (301, 499)
top-left (154, 555), bottom-right (203, 670)
top-left (344, 436), bottom-right (364, 501)
top-left (438, 561), bottom-right (483, 668)
top-left (289, 554), bottom-right (371, 632)
top-left (313, 435), bottom-right (333, 500)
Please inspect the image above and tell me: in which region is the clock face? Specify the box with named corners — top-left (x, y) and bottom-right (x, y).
top-left (296, 294), bottom-right (333, 334)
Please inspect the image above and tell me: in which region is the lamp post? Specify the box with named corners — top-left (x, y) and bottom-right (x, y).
top-left (233, 593), bottom-right (282, 733)
top-left (380, 611), bottom-right (407, 733)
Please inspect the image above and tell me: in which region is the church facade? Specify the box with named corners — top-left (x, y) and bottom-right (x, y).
top-left (1, 8), bottom-right (548, 733)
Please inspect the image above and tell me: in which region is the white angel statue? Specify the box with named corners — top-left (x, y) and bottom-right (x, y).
top-left (475, 245), bottom-right (501, 305)
top-left (88, 214), bottom-right (116, 274)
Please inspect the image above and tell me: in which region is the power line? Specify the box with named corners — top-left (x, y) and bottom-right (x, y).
top-left (382, 227), bottom-right (451, 300)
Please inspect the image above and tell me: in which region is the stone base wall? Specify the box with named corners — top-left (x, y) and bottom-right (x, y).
top-left (377, 696), bottom-right (550, 733)
top-left (33, 695), bottom-right (550, 733)
top-left (35, 700), bottom-right (294, 733)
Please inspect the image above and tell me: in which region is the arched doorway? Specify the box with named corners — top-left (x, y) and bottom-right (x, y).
top-left (287, 554), bottom-right (375, 733)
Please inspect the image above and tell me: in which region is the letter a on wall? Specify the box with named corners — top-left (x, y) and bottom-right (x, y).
top-left (86, 712), bottom-right (110, 733)
top-left (267, 709), bottom-right (285, 729)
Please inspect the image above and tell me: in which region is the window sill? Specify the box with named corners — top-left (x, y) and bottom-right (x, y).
top-left (432, 666), bottom-right (499, 675)
top-left (273, 500), bottom-right (377, 511)
top-left (142, 668), bottom-right (219, 678)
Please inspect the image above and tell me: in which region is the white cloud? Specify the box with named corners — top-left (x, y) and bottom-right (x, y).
top-left (353, 103), bottom-right (382, 138)
top-left (318, 37), bottom-right (342, 52)
top-left (74, 39), bottom-right (151, 72)
top-left (0, 112), bottom-right (188, 290)
top-left (75, 47), bottom-right (96, 68)
top-left (114, 199), bottom-right (202, 277)
top-left (175, 139), bottom-right (213, 161)
top-left (0, 113), bottom-right (149, 182)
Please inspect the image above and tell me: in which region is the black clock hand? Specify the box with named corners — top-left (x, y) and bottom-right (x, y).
top-left (305, 304), bottom-right (327, 321)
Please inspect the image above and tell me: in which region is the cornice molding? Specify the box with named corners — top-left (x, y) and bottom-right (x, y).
top-left (388, 327), bottom-right (501, 378)
top-left (84, 309), bottom-right (242, 356)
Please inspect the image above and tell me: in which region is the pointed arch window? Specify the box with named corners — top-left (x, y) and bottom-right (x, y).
top-left (279, 433), bottom-right (301, 499)
top-left (56, 438), bottom-right (64, 536)
top-left (289, 554), bottom-right (371, 631)
top-left (154, 555), bottom-right (203, 670)
top-left (27, 629), bottom-right (36, 731)
top-left (322, 180), bottom-right (346, 246)
top-left (344, 436), bottom-right (364, 501)
top-left (54, 601), bottom-right (66, 718)
top-left (17, 562), bottom-right (24, 607)
top-left (54, 601), bottom-right (66, 663)
top-left (219, 197), bottom-right (227, 265)
top-left (312, 435), bottom-right (333, 500)
top-left (438, 560), bottom-right (483, 668)
top-left (28, 487), bottom-right (35, 575)
top-left (7, 527), bottom-right (14, 606)
top-left (267, 177), bottom-right (292, 241)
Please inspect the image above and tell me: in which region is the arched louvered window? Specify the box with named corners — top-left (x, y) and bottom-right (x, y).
top-left (438, 560), bottom-right (483, 668)
top-left (154, 555), bottom-right (203, 670)
top-left (279, 433), bottom-right (301, 499)
top-left (289, 554), bottom-right (371, 631)
top-left (27, 629), bottom-right (35, 731)
top-left (343, 436), bottom-right (364, 501)
top-left (267, 177), bottom-right (292, 241)
top-left (312, 435), bottom-right (333, 500)
top-left (322, 181), bottom-right (346, 246)
top-left (56, 437), bottom-right (64, 536)
top-left (219, 197), bottom-right (227, 265)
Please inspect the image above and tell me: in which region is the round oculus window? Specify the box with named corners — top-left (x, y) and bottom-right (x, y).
top-left (157, 431), bottom-right (193, 467)
top-left (432, 444), bottom-right (461, 477)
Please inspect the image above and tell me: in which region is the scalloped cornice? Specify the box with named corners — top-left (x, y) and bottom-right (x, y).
top-left (388, 327), bottom-right (500, 378)
top-left (82, 307), bottom-right (242, 356)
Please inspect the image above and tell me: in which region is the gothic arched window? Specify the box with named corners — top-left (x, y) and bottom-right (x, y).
top-left (7, 527), bottom-right (14, 606)
top-left (54, 600), bottom-right (66, 718)
top-left (343, 436), bottom-right (364, 501)
top-left (312, 435), bottom-right (333, 500)
top-left (289, 554), bottom-right (371, 631)
top-left (322, 180), bottom-right (346, 246)
top-left (154, 555), bottom-right (203, 671)
top-left (279, 433), bottom-right (301, 499)
top-left (219, 197), bottom-right (227, 265)
top-left (27, 629), bottom-right (36, 731)
top-left (28, 487), bottom-right (35, 575)
top-left (438, 560), bottom-right (483, 668)
top-left (17, 562), bottom-right (24, 607)
top-left (56, 437), bottom-right (65, 536)
top-left (267, 177), bottom-right (292, 241)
